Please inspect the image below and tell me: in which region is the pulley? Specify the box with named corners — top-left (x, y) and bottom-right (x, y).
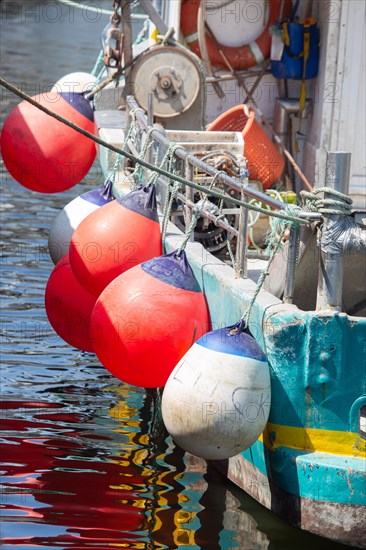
top-left (130, 45), bottom-right (201, 118)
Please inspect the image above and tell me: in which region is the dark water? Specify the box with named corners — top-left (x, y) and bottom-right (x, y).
top-left (0, 1), bottom-right (355, 548)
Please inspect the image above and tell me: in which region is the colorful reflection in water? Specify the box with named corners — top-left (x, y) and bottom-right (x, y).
top-left (0, 388), bottom-right (267, 549)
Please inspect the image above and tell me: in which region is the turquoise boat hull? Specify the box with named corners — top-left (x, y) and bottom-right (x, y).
top-left (99, 118), bottom-right (366, 548)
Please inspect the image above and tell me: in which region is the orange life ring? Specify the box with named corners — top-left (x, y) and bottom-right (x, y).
top-left (180, 0), bottom-right (292, 70)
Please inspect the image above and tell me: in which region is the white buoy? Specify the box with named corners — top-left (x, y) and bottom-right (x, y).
top-left (51, 72), bottom-right (97, 94)
top-left (48, 186), bottom-right (114, 264)
top-left (162, 324), bottom-right (271, 460)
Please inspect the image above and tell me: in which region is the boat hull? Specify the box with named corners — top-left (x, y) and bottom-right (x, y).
top-left (97, 110), bottom-right (366, 549)
top-left (216, 443), bottom-right (366, 548)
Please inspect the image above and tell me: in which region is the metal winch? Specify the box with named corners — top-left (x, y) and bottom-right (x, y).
top-left (130, 45), bottom-right (205, 130)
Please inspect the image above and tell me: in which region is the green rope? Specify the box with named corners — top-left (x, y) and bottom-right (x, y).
top-left (146, 143), bottom-right (181, 187)
top-left (106, 153), bottom-right (122, 185)
top-left (227, 233), bottom-right (237, 269)
top-left (161, 145), bottom-right (184, 247)
top-left (91, 49), bottom-right (104, 77)
top-left (176, 210), bottom-right (201, 258)
top-left (175, 172), bottom-right (223, 257)
top-left (241, 204), bottom-right (302, 328)
top-left (162, 182), bottom-right (181, 247)
top-left (300, 187), bottom-right (352, 215)
top-left (130, 126), bottom-right (156, 187)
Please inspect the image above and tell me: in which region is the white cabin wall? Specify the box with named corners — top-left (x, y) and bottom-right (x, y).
top-left (304, 0), bottom-right (366, 207)
top-left (160, 0), bottom-right (365, 206)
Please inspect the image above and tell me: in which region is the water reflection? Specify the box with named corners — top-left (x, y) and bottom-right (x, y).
top-left (1, 391), bottom-right (253, 549)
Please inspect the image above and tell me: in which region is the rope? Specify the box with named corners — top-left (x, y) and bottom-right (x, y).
top-left (0, 76), bottom-right (308, 226)
top-left (146, 143), bottom-right (182, 187)
top-left (161, 147), bottom-right (184, 246)
top-left (84, 67), bottom-right (123, 100)
top-left (105, 153), bottom-right (122, 186)
top-left (300, 187), bottom-right (352, 215)
top-left (162, 182), bottom-right (181, 246)
top-left (175, 211), bottom-right (200, 258)
top-left (175, 172), bottom-right (223, 257)
top-left (129, 126), bottom-right (156, 187)
top-left (91, 49), bottom-right (104, 77)
top-left (227, 233), bottom-right (236, 269)
top-left (240, 204), bottom-right (302, 328)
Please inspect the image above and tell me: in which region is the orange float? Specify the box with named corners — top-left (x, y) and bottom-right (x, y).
top-left (180, 0), bottom-right (291, 70)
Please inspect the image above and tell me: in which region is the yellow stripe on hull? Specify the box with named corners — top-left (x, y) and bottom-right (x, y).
top-left (260, 423), bottom-right (366, 458)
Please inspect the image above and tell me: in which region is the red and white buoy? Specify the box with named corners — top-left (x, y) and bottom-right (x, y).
top-left (69, 185), bottom-right (162, 296)
top-left (1, 91), bottom-right (96, 193)
top-left (45, 254), bottom-right (98, 352)
top-left (48, 183), bottom-right (115, 265)
top-left (91, 251), bottom-right (211, 388)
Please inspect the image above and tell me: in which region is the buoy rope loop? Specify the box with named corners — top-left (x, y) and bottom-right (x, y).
top-left (147, 142), bottom-right (181, 187)
top-left (176, 173), bottom-right (222, 257)
top-left (91, 49), bottom-right (105, 77)
top-left (227, 233), bottom-right (237, 269)
top-left (162, 181), bottom-right (181, 248)
top-left (161, 146), bottom-right (184, 247)
top-left (240, 204), bottom-right (302, 330)
top-left (105, 153), bottom-right (122, 186)
top-left (129, 126), bottom-right (156, 187)
top-left (0, 76), bottom-right (309, 226)
top-left (300, 187), bottom-right (352, 215)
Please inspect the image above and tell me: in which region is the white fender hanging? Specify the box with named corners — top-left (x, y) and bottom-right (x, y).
top-left (162, 323), bottom-right (271, 461)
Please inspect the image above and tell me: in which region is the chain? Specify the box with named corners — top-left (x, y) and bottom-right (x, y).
top-left (112, 0), bottom-right (122, 24)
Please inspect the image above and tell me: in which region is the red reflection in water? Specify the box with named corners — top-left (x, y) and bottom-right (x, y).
top-left (0, 401), bottom-right (148, 547)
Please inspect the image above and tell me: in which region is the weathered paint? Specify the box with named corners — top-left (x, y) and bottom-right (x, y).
top-left (98, 124), bottom-right (366, 547)
top-left (163, 225), bottom-right (366, 547)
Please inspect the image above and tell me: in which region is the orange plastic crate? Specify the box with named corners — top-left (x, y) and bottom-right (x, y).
top-left (207, 105), bottom-right (285, 189)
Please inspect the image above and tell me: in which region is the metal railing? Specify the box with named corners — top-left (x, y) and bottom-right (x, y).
top-left (125, 97), bottom-right (320, 286)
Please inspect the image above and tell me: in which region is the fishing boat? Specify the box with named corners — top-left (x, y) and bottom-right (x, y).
top-left (1, 0), bottom-right (365, 547)
top-left (90, 1), bottom-right (366, 547)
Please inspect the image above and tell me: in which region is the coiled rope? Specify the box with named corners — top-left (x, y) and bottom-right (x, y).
top-left (300, 187), bottom-right (353, 215)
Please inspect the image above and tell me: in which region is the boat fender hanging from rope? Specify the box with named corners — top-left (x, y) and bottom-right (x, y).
top-left (1, 91), bottom-right (96, 193)
top-left (45, 254), bottom-right (98, 353)
top-left (180, 0), bottom-right (292, 70)
top-left (91, 250), bottom-right (211, 388)
top-left (48, 180), bottom-right (115, 265)
top-left (162, 321), bottom-right (271, 460)
top-left (69, 184), bottom-right (162, 296)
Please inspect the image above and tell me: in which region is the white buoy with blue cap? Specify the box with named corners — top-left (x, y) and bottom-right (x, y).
top-left (162, 322), bottom-right (271, 460)
top-left (48, 181), bottom-right (115, 264)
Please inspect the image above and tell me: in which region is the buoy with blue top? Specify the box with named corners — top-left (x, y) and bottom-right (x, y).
top-left (69, 184), bottom-right (162, 296)
top-left (1, 91), bottom-right (96, 193)
top-left (91, 250), bottom-right (211, 388)
top-left (48, 179), bottom-right (115, 265)
top-left (51, 72), bottom-right (98, 94)
top-left (162, 321), bottom-right (271, 460)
